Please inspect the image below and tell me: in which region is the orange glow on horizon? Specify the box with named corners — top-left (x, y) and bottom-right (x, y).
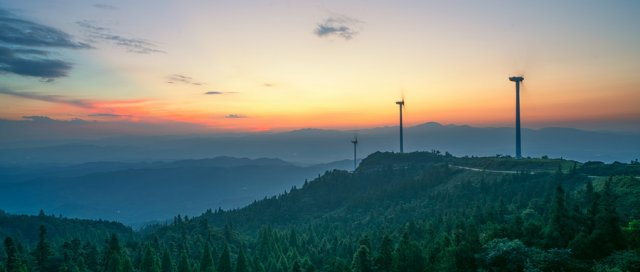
top-left (2, 80), bottom-right (639, 133)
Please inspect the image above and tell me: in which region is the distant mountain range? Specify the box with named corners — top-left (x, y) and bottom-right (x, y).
top-left (0, 157), bottom-right (354, 226)
top-left (0, 121), bottom-right (637, 164)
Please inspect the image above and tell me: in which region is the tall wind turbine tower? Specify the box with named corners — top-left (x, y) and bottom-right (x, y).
top-left (351, 136), bottom-right (358, 171)
top-left (509, 76), bottom-right (524, 159)
top-left (395, 98), bottom-right (405, 153)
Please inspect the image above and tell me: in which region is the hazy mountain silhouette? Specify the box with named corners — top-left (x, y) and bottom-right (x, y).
top-left (0, 157), bottom-right (354, 226)
top-left (0, 121), bottom-right (637, 164)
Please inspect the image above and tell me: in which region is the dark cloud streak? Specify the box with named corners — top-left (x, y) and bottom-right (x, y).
top-left (225, 114), bottom-right (247, 119)
top-left (11, 48), bottom-right (51, 56)
top-left (0, 8), bottom-right (89, 80)
top-left (93, 4), bottom-right (118, 10)
top-left (167, 74), bottom-right (204, 85)
top-left (0, 46), bottom-right (72, 78)
top-left (22, 115), bottom-right (55, 122)
top-left (204, 91), bottom-right (237, 95)
top-left (314, 15), bottom-right (361, 40)
top-left (88, 113), bottom-right (131, 118)
top-left (0, 88), bottom-right (94, 108)
top-left (0, 14), bottom-right (91, 48)
top-left (21, 115), bottom-right (87, 123)
top-left (77, 20), bottom-right (165, 54)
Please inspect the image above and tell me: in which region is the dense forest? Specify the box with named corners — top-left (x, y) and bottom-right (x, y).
top-left (1, 152), bottom-right (640, 271)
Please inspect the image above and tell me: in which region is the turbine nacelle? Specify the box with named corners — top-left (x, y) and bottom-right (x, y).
top-left (509, 76), bottom-right (524, 83)
top-left (395, 100), bottom-right (405, 107)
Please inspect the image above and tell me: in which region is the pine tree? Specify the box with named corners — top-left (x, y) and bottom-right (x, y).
top-left (103, 234), bottom-right (123, 272)
top-left (141, 245), bottom-right (160, 272)
top-left (4, 237), bottom-right (21, 272)
top-left (217, 244), bottom-right (232, 272)
top-left (288, 229), bottom-right (298, 248)
top-left (224, 224), bottom-right (234, 243)
top-left (122, 252), bottom-right (135, 272)
top-left (257, 227), bottom-right (272, 261)
top-left (394, 231), bottom-right (425, 272)
top-left (177, 251), bottom-right (191, 272)
top-left (583, 181), bottom-right (597, 232)
top-left (33, 225), bottom-right (51, 271)
top-left (290, 260), bottom-right (301, 272)
top-left (446, 221), bottom-right (479, 271)
top-left (200, 244), bottom-right (215, 272)
top-left (351, 245), bottom-right (373, 272)
top-left (253, 258), bottom-right (266, 272)
top-left (584, 181), bottom-right (594, 208)
top-left (61, 238), bottom-right (86, 272)
top-left (375, 235), bottom-right (393, 272)
top-left (265, 259), bottom-right (277, 272)
top-left (161, 248), bottom-right (174, 272)
top-left (571, 178), bottom-right (626, 259)
top-left (591, 178), bottom-right (626, 257)
top-left (301, 258), bottom-right (315, 272)
top-left (84, 242), bottom-right (100, 270)
top-left (235, 247), bottom-right (248, 272)
top-left (543, 185), bottom-right (575, 248)
top-left (394, 231), bottom-right (411, 272)
top-left (358, 236), bottom-right (371, 252)
top-left (277, 256), bottom-right (288, 272)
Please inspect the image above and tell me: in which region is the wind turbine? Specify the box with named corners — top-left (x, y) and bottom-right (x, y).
top-left (351, 135), bottom-right (358, 171)
top-left (395, 96), bottom-right (405, 153)
top-left (509, 76), bottom-right (524, 159)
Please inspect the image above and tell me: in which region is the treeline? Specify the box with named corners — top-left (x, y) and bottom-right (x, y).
top-left (579, 161), bottom-right (640, 176)
top-left (0, 210), bottom-right (132, 246)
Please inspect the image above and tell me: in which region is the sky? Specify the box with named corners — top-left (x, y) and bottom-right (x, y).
top-left (0, 0), bottom-right (639, 133)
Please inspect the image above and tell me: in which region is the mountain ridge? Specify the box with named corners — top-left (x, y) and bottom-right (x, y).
top-left (0, 122), bottom-right (637, 165)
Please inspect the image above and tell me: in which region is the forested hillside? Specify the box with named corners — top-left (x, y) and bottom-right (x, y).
top-left (1, 152), bottom-right (639, 271)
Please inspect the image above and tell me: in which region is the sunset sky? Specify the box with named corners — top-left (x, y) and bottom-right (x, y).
top-left (1, 0), bottom-right (639, 132)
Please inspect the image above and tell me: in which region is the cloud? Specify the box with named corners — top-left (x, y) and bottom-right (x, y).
top-left (93, 4), bottom-right (118, 10)
top-left (11, 48), bottom-right (51, 56)
top-left (0, 10), bottom-right (90, 49)
top-left (204, 91), bottom-right (237, 95)
top-left (0, 46), bottom-right (72, 78)
top-left (0, 9), bottom-right (89, 80)
top-left (167, 74), bottom-right (204, 85)
top-left (22, 115), bottom-right (55, 122)
top-left (21, 115), bottom-right (87, 123)
top-left (0, 88), bottom-right (94, 108)
top-left (263, 83), bottom-right (275, 87)
top-left (225, 114), bottom-right (247, 119)
top-left (314, 15), bottom-right (361, 40)
top-left (88, 113), bottom-right (131, 118)
top-left (0, 88), bottom-right (149, 111)
top-left (76, 20), bottom-right (165, 54)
